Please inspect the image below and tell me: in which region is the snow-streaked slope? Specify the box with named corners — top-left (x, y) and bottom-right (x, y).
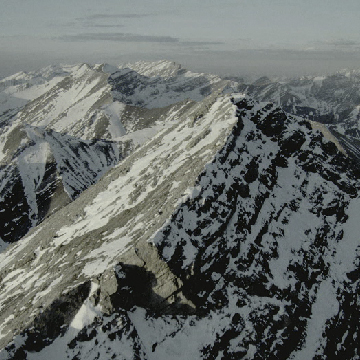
top-left (0, 94), bottom-right (359, 359)
top-left (0, 63), bottom-right (132, 144)
top-left (0, 92), bottom-right (239, 350)
top-left (119, 60), bottom-right (185, 78)
top-left (12, 64), bottom-right (114, 140)
top-left (0, 60), bottom-right (237, 145)
top-left (0, 60), bottom-right (236, 160)
top-left (0, 64), bottom-right (73, 97)
top-left (0, 63), bottom-right (133, 245)
top-left (0, 65), bottom-right (74, 116)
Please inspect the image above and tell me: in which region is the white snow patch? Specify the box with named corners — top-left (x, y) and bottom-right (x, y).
top-left (101, 102), bottom-right (127, 139)
top-left (82, 236), bottom-right (132, 276)
top-left (70, 282), bottom-right (101, 330)
top-left (0, 227), bottom-right (42, 269)
top-left (32, 276), bottom-right (63, 304)
top-left (17, 137), bottom-right (51, 224)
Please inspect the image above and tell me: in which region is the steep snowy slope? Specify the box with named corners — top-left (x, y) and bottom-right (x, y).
top-left (0, 61), bottom-right (225, 246)
top-left (1, 64), bottom-right (115, 141)
top-left (0, 93), bottom-right (359, 359)
top-left (0, 91), bottom-right (239, 351)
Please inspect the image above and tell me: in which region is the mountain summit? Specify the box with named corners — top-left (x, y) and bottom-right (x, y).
top-left (0, 62), bottom-right (359, 359)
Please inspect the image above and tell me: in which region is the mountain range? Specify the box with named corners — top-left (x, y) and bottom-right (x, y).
top-left (236, 71), bottom-right (360, 161)
top-left (0, 60), bottom-right (359, 359)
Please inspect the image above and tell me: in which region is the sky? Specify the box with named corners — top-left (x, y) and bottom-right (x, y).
top-left (1, 0), bottom-right (360, 78)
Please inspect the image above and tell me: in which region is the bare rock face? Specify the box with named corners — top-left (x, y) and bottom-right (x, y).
top-left (0, 63), bottom-right (360, 359)
top-left (94, 262), bottom-right (194, 316)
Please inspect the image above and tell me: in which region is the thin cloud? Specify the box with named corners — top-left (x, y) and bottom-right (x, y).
top-left (84, 24), bottom-right (125, 29)
top-left (76, 14), bottom-right (151, 21)
top-left (74, 14), bottom-right (153, 30)
top-left (59, 32), bottom-right (180, 43)
top-left (180, 41), bottom-right (223, 46)
top-left (309, 39), bottom-right (360, 52)
top-left (58, 33), bottom-right (225, 49)
top-left (91, 14), bottom-right (150, 19)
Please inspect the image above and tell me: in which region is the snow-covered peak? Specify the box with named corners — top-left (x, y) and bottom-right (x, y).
top-left (119, 60), bottom-right (184, 78)
top-left (110, 61), bottom-right (236, 109)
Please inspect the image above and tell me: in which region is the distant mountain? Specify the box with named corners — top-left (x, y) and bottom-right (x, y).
top-left (0, 61), bottom-right (359, 359)
top-left (239, 70), bottom-right (360, 161)
top-left (0, 61), bottom-right (233, 142)
top-left (112, 60), bottom-right (234, 108)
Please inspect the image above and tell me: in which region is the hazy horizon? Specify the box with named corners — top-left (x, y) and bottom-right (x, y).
top-left (1, 0), bottom-right (360, 79)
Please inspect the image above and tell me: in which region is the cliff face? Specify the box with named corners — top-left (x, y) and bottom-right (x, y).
top-left (0, 86), bottom-right (359, 359)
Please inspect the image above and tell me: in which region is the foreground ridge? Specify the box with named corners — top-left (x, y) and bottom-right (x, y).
top-left (0, 93), bottom-right (359, 359)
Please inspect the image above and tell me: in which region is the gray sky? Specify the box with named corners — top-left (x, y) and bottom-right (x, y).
top-left (1, 0), bottom-right (360, 78)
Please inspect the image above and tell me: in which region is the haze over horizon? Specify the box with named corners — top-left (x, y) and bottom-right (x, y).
top-left (1, 0), bottom-right (360, 79)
